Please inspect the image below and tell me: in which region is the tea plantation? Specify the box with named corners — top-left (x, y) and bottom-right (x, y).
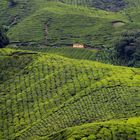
top-left (1, 0), bottom-right (140, 47)
top-left (0, 0), bottom-right (140, 139)
top-left (0, 48), bottom-right (140, 139)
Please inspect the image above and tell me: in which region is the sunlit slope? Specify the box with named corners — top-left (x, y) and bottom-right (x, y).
top-left (46, 117), bottom-right (140, 140)
top-left (0, 48), bottom-right (140, 139)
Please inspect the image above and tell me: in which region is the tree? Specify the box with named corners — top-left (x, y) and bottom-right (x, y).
top-left (0, 27), bottom-right (9, 48)
top-left (114, 30), bottom-right (140, 67)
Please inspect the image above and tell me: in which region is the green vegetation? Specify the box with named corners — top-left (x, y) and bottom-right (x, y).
top-left (0, 0), bottom-right (134, 46)
top-left (8, 45), bottom-right (112, 64)
top-left (6, 2), bottom-right (128, 47)
top-left (0, 0), bottom-right (140, 48)
top-left (0, 0), bottom-right (140, 50)
top-left (0, 27), bottom-right (9, 48)
top-left (46, 117), bottom-right (140, 140)
top-left (1, 0), bottom-right (140, 139)
top-left (9, 44), bottom-right (140, 67)
top-left (0, 48), bottom-right (140, 139)
top-left (114, 30), bottom-right (140, 67)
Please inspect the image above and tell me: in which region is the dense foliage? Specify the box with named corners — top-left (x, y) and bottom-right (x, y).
top-left (0, 48), bottom-right (140, 139)
top-left (115, 30), bottom-right (140, 67)
top-left (47, 117), bottom-right (140, 140)
top-left (90, 0), bottom-right (126, 11)
top-left (0, 27), bottom-right (9, 48)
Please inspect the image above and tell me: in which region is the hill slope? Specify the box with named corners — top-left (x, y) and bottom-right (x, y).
top-left (1, 1), bottom-right (140, 139)
top-left (46, 117), bottom-right (140, 140)
top-left (0, 48), bottom-right (140, 139)
top-left (1, 0), bottom-right (140, 48)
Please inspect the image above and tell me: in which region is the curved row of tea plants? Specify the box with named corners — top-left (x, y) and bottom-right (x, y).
top-left (45, 117), bottom-right (140, 140)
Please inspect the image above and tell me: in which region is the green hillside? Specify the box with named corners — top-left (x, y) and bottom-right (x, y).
top-left (0, 48), bottom-right (140, 139)
top-left (47, 117), bottom-right (140, 140)
top-left (0, 27), bottom-right (9, 48)
top-left (1, 0), bottom-right (140, 48)
top-left (6, 1), bottom-right (128, 46)
top-left (1, 1), bottom-right (140, 140)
